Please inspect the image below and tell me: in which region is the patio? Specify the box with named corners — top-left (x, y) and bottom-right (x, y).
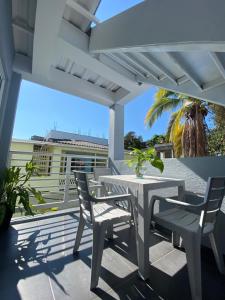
top-left (1, 209), bottom-right (225, 300)
top-left (1, 1), bottom-right (225, 299)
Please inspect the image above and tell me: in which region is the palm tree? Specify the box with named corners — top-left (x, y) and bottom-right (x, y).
top-left (145, 89), bottom-right (208, 157)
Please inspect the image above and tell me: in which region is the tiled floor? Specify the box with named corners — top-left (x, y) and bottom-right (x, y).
top-left (0, 209), bottom-right (225, 300)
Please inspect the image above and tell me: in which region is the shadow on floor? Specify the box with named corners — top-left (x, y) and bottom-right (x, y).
top-left (0, 210), bottom-right (225, 300)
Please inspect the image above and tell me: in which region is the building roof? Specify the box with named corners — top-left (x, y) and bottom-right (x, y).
top-left (154, 143), bottom-right (173, 151)
top-left (57, 139), bottom-right (108, 150)
top-left (12, 138), bottom-right (108, 152)
top-left (46, 130), bottom-right (108, 145)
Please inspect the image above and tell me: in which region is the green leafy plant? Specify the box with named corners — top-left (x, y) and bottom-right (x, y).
top-left (0, 161), bottom-right (45, 229)
top-left (127, 148), bottom-right (164, 178)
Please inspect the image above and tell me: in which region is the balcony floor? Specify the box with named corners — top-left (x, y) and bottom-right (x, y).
top-left (0, 209), bottom-right (225, 300)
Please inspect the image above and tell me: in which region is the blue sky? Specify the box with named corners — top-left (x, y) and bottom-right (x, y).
top-left (13, 0), bottom-right (171, 141)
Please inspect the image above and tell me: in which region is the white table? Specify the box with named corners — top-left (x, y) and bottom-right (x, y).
top-left (99, 174), bottom-right (185, 280)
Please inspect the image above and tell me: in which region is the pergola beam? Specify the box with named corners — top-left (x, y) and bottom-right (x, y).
top-left (50, 67), bottom-right (115, 105)
top-left (12, 18), bottom-right (34, 37)
top-left (66, 0), bottom-right (100, 25)
top-left (32, 0), bottom-right (67, 76)
top-left (137, 52), bottom-right (177, 84)
top-left (137, 75), bottom-right (225, 107)
top-left (209, 52), bottom-right (225, 80)
top-left (57, 19), bottom-right (140, 91)
top-left (119, 53), bottom-right (160, 81)
top-left (108, 53), bottom-right (147, 81)
top-left (167, 53), bottom-right (203, 91)
top-left (90, 0), bottom-right (225, 53)
top-left (14, 54), bottom-right (115, 106)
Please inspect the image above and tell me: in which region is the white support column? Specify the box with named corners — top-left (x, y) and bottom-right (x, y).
top-left (0, 72), bottom-right (21, 172)
top-left (109, 104), bottom-right (124, 161)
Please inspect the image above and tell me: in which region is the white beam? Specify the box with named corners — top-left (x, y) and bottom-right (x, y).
top-left (115, 82), bottom-right (150, 105)
top-left (0, 72), bottom-right (21, 171)
top-left (109, 104), bottom-right (124, 161)
top-left (81, 69), bottom-right (90, 80)
top-left (14, 54), bottom-right (115, 106)
top-left (57, 19), bottom-right (140, 91)
top-left (66, 0), bottom-right (100, 24)
top-left (0, 0), bottom-right (14, 79)
top-left (137, 75), bottom-right (225, 107)
top-left (167, 53), bottom-right (203, 91)
top-left (32, 0), bottom-right (67, 76)
top-left (99, 53), bottom-right (140, 83)
top-left (90, 0), bottom-right (225, 53)
top-left (202, 77), bottom-right (225, 92)
top-left (119, 53), bottom-right (160, 81)
top-left (137, 53), bottom-right (177, 85)
top-left (50, 67), bottom-right (115, 105)
top-left (209, 52), bottom-right (225, 80)
top-left (12, 18), bottom-right (34, 36)
top-left (107, 53), bottom-right (147, 82)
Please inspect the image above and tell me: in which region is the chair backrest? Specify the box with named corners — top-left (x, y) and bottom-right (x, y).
top-left (201, 177), bottom-right (225, 231)
top-left (93, 167), bottom-right (127, 195)
top-left (74, 171), bottom-right (93, 219)
top-left (93, 167), bottom-right (111, 181)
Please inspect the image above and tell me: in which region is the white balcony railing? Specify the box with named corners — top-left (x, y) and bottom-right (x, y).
top-left (9, 150), bottom-right (108, 213)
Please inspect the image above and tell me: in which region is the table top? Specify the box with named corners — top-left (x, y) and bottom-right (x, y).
top-left (99, 174), bottom-right (185, 189)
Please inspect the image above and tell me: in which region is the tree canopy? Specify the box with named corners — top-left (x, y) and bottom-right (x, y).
top-left (124, 131), bottom-right (145, 150)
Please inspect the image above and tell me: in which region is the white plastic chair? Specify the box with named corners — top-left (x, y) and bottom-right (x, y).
top-left (91, 167), bottom-right (132, 213)
top-left (150, 177), bottom-right (225, 300)
top-left (89, 167), bottom-right (112, 196)
top-left (73, 171), bottom-right (133, 290)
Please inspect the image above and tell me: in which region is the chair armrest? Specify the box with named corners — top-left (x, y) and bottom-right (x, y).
top-left (89, 179), bottom-right (100, 185)
top-left (89, 184), bottom-right (103, 189)
top-left (95, 193), bottom-right (131, 203)
top-left (150, 195), bottom-right (205, 218)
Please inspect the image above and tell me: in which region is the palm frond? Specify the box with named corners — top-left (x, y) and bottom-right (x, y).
top-left (167, 108), bottom-right (185, 157)
top-left (166, 111), bottom-right (179, 141)
top-left (145, 95), bottom-right (181, 127)
top-left (169, 108), bottom-right (185, 142)
top-left (173, 125), bottom-right (184, 157)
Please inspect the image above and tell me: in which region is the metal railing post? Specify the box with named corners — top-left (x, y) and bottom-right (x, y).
top-left (63, 156), bottom-right (71, 203)
top-left (94, 154), bottom-right (97, 168)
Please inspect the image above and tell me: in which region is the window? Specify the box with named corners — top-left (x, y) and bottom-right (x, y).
top-left (32, 144), bottom-right (52, 176)
top-left (60, 155), bottom-right (94, 174)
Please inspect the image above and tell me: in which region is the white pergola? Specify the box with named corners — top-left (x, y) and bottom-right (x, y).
top-left (1, 0), bottom-right (225, 171)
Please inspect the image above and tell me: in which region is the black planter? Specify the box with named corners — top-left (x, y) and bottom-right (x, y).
top-left (0, 204), bottom-right (13, 231)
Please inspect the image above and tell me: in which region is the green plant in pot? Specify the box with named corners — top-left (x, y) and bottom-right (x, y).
top-left (127, 148), bottom-right (164, 178)
top-left (0, 161), bottom-right (45, 231)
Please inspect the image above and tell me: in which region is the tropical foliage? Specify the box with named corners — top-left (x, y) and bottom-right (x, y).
top-left (0, 161), bottom-right (45, 215)
top-left (208, 104), bottom-right (225, 156)
top-left (146, 134), bottom-right (167, 148)
top-left (124, 131), bottom-right (145, 150)
top-left (145, 89), bottom-right (208, 157)
top-left (208, 127), bottom-right (225, 156)
top-left (127, 148), bottom-right (164, 177)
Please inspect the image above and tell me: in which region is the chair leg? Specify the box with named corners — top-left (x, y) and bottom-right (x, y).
top-left (73, 213), bottom-right (85, 254)
top-left (184, 235), bottom-right (202, 300)
top-left (106, 222), bottom-right (113, 240)
top-left (91, 222), bottom-right (107, 290)
top-left (209, 232), bottom-right (225, 274)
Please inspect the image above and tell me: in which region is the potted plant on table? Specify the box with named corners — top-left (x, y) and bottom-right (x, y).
top-left (127, 148), bottom-right (164, 178)
top-left (0, 161), bottom-right (45, 231)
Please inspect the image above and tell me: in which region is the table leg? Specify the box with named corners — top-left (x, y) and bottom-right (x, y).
top-left (137, 186), bottom-right (150, 280)
top-left (178, 183), bottom-right (185, 202)
top-left (172, 183), bottom-right (185, 248)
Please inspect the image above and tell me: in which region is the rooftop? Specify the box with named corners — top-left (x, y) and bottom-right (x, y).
top-left (45, 130), bottom-right (108, 146)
